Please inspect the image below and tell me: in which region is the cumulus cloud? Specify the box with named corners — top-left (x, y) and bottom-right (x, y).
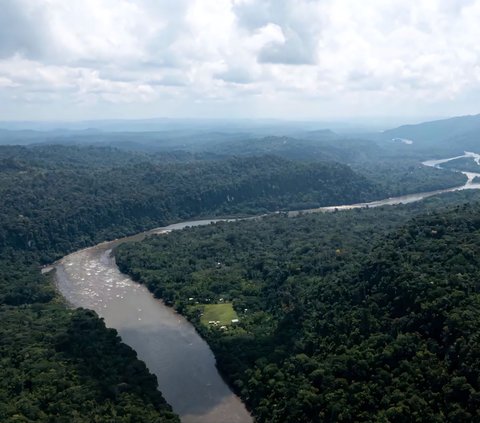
top-left (234, 0), bottom-right (323, 65)
top-left (0, 0), bottom-right (479, 120)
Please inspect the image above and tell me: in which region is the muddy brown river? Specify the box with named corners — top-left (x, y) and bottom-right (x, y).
top-left (55, 220), bottom-right (252, 423)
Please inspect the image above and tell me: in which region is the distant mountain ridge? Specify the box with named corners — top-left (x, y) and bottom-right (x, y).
top-left (2, 114), bottom-right (480, 156)
top-left (381, 114), bottom-right (480, 151)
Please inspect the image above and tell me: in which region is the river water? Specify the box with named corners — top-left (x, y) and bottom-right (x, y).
top-left (55, 220), bottom-right (251, 423)
top-left (54, 153), bottom-right (480, 423)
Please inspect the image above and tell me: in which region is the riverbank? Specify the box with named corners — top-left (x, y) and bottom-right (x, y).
top-left (55, 222), bottom-right (253, 423)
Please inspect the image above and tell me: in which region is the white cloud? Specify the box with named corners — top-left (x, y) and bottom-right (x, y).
top-left (0, 77), bottom-right (18, 88)
top-left (0, 0), bottom-right (479, 120)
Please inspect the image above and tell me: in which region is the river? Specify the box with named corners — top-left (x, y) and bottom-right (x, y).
top-left (54, 153), bottom-right (480, 423)
top-left (55, 220), bottom-right (251, 423)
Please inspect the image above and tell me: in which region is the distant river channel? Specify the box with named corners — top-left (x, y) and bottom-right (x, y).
top-left (54, 152), bottom-right (480, 423)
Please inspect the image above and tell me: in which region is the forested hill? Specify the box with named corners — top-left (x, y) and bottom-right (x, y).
top-left (116, 197), bottom-right (480, 422)
top-left (383, 114), bottom-right (480, 144)
top-left (0, 145), bottom-right (385, 261)
top-left (199, 136), bottom-right (383, 163)
top-left (380, 114), bottom-right (480, 153)
top-left (0, 144), bottom-right (467, 263)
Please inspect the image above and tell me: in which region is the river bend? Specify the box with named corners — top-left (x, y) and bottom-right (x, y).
top-left (54, 153), bottom-right (480, 423)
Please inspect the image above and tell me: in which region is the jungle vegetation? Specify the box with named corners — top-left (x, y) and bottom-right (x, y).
top-left (0, 142), bottom-right (472, 422)
top-left (117, 193), bottom-right (480, 422)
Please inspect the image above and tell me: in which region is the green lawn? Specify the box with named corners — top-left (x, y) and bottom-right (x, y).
top-left (199, 303), bottom-right (239, 326)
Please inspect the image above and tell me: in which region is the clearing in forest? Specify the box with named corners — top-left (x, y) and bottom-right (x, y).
top-left (199, 303), bottom-right (239, 326)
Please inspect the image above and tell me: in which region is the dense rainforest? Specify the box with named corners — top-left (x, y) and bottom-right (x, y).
top-left (0, 142), bottom-right (472, 422)
top-left (0, 305), bottom-right (179, 422)
top-left (353, 161), bottom-right (467, 197)
top-left (116, 192), bottom-right (480, 422)
top-left (1, 144), bottom-right (465, 263)
top-left (0, 145), bottom-right (384, 261)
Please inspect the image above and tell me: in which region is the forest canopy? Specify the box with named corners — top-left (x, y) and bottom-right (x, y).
top-left (116, 196), bottom-right (480, 422)
top-left (0, 143), bottom-right (475, 422)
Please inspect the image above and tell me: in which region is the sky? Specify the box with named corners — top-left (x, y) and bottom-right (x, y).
top-left (1, 0), bottom-right (480, 122)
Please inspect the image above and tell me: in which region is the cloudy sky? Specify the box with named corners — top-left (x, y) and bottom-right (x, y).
top-left (1, 0), bottom-right (480, 122)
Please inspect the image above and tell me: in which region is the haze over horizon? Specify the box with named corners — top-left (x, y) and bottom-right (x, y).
top-left (1, 0), bottom-right (480, 122)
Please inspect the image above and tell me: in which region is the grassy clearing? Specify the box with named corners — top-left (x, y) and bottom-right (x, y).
top-left (199, 303), bottom-right (239, 326)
